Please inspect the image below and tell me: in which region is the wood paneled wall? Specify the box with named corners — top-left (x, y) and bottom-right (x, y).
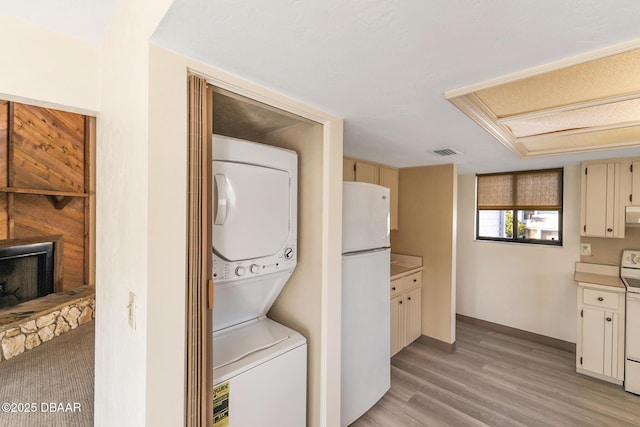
top-left (0, 100), bottom-right (90, 291)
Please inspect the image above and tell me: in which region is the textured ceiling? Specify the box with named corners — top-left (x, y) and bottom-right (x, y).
top-left (4, 1), bottom-right (640, 173)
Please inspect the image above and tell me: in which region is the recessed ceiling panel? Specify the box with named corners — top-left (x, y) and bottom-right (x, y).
top-left (446, 41), bottom-right (640, 158)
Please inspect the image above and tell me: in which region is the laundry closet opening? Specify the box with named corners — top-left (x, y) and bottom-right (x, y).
top-left (210, 86), bottom-right (325, 423)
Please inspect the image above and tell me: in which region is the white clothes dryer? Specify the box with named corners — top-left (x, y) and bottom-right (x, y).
top-left (211, 135), bottom-right (306, 427)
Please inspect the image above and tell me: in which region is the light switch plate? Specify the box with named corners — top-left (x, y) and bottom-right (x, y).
top-left (128, 292), bottom-right (136, 330)
top-left (580, 243), bottom-right (592, 256)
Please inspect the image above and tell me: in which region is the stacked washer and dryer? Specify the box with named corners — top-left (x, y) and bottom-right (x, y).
top-left (212, 135), bottom-right (307, 427)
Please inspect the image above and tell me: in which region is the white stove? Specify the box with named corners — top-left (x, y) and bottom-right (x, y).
top-left (621, 250), bottom-right (640, 395)
top-left (621, 250), bottom-right (640, 294)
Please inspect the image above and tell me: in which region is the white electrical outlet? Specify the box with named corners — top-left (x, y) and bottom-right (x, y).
top-left (128, 292), bottom-right (136, 330)
top-left (580, 243), bottom-right (592, 256)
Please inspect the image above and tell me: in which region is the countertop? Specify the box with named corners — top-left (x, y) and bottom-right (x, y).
top-left (574, 262), bottom-right (625, 290)
top-left (390, 260), bottom-right (423, 280)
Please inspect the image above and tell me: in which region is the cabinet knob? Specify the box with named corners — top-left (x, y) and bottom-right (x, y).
top-left (598, 297), bottom-right (604, 301)
top-left (399, 300), bottom-right (403, 304)
top-left (413, 279), bottom-right (417, 282)
top-left (607, 228), bottom-right (613, 232)
top-left (408, 297), bottom-right (411, 301)
top-left (392, 287), bottom-right (396, 291)
top-left (606, 317), bottom-right (612, 322)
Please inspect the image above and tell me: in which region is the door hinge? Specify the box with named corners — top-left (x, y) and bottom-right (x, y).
top-left (580, 356), bottom-right (583, 365)
top-left (583, 225), bottom-right (586, 233)
top-left (353, 163), bottom-right (356, 172)
top-left (581, 309), bottom-right (583, 318)
top-left (631, 164), bottom-right (634, 173)
top-left (585, 167), bottom-right (588, 175)
top-left (631, 194), bottom-right (633, 203)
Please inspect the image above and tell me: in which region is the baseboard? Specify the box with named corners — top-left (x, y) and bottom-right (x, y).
top-left (456, 314), bottom-right (576, 353)
top-left (416, 334), bottom-right (456, 353)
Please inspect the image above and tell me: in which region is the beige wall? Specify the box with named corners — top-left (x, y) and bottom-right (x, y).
top-left (456, 165), bottom-right (581, 343)
top-left (148, 45), bottom-right (344, 427)
top-left (580, 227), bottom-right (640, 265)
top-left (0, 14), bottom-right (100, 113)
top-left (391, 164), bottom-right (457, 344)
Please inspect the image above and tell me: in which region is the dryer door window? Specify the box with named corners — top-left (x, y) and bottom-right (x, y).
top-left (213, 161), bottom-right (291, 261)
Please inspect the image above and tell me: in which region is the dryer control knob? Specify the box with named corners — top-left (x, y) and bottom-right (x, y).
top-left (284, 248), bottom-right (294, 259)
top-left (250, 264), bottom-right (260, 274)
top-left (235, 266), bottom-right (246, 276)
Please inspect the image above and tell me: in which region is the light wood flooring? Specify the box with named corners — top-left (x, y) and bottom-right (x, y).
top-left (352, 320), bottom-right (640, 427)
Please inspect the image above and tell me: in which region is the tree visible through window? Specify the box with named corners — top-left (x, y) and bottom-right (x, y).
top-left (476, 168), bottom-right (563, 246)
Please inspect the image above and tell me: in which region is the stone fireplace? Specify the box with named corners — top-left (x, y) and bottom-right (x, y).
top-left (0, 235), bottom-right (94, 362)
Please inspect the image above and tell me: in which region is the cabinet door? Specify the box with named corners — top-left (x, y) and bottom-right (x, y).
top-left (632, 161), bottom-right (640, 206)
top-left (379, 166), bottom-right (399, 230)
top-left (582, 163), bottom-right (620, 238)
top-left (355, 161), bottom-right (378, 184)
top-left (581, 307), bottom-right (605, 375)
top-left (390, 295), bottom-right (404, 357)
top-left (404, 287), bottom-right (422, 346)
top-left (582, 163), bottom-right (608, 237)
top-left (603, 311), bottom-right (617, 378)
top-left (343, 158), bottom-right (356, 181)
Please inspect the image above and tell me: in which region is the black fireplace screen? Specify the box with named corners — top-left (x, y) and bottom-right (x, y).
top-left (0, 242), bottom-right (54, 309)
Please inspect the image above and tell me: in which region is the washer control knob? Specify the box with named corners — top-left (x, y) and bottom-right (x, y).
top-left (284, 248), bottom-right (294, 259)
top-left (235, 266), bottom-right (246, 276)
top-left (250, 264), bottom-right (260, 274)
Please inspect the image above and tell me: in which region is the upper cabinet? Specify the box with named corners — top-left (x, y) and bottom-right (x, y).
top-left (581, 162), bottom-right (624, 238)
top-left (344, 157), bottom-right (399, 230)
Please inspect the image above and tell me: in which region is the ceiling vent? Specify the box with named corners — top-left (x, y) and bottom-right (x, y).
top-left (433, 147), bottom-right (463, 156)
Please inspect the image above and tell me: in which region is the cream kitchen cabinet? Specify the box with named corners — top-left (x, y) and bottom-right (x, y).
top-left (390, 271), bottom-right (422, 357)
top-left (580, 161), bottom-right (625, 238)
top-left (576, 282), bottom-right (626, 384)
top-left (343, 157), bottom-right (399, 230)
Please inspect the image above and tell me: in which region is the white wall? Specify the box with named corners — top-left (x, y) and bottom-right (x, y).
top-left (0, 14), bottom-right (100, 113)
top-left (456, 164), bottom-right (581, 343)
top-left (96, 1), bottom-right (174, 426)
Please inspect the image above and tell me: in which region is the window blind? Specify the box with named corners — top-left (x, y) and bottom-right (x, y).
top-left (477, 168), bottom-right (562, 210)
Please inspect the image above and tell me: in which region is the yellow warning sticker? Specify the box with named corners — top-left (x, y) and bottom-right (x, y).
top-left (213, 381), bottom-right (230, 427)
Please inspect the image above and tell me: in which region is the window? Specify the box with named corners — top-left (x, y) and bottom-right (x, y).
top-left (476, 168), bottom-right (563, 246)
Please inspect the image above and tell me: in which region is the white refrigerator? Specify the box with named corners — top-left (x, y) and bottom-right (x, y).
top-left (341, 181), bottom-right (391, 426)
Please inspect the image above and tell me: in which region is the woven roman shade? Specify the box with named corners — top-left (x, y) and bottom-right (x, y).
top-left (477, 168), bottom-right (562, 210)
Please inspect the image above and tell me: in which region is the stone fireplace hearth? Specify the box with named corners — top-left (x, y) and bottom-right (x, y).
top-left (0, 286), bottom-right (94, 362)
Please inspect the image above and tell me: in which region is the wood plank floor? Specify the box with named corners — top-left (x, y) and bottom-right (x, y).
top-left (352, 320), bottom-right (640, 427)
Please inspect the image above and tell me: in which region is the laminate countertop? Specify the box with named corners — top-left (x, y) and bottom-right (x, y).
top-left (574, 262), bottom-right (625, 290)
top-left (390, 262), bottom-right (423, 280)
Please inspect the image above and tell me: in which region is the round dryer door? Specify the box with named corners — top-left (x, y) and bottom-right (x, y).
top-left (213, 160), bottom-right (291, 261)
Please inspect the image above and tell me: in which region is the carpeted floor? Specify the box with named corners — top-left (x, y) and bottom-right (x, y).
top-left (0, 320), bottom-right (94, 427)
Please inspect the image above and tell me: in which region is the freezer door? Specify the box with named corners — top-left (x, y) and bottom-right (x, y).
top-left (341, 248), bottom-right (390, 426)
top-left (213, 161), bottom-right (291, 261)
top-left (343, 182), bottom-right (390, 253)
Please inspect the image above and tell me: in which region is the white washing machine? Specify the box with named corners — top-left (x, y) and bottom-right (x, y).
top-left (212, 135), bottom-right (306, 427)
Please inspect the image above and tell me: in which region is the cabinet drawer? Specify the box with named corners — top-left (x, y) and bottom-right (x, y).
top-left (390, 279), bottom-right (402, 297)
top-left (404, 272), bottom-right (421, 289)
top-left (583, 288), bottom-right (619, 310)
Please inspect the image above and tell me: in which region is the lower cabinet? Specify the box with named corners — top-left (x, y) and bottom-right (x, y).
top-left (390, 272), bottom-right (422, 357)
top-left (576, 283), bottom-right (626, 384)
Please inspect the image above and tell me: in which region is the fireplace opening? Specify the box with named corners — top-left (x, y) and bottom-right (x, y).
top-left (0, 242), bottom-right (55, 310)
